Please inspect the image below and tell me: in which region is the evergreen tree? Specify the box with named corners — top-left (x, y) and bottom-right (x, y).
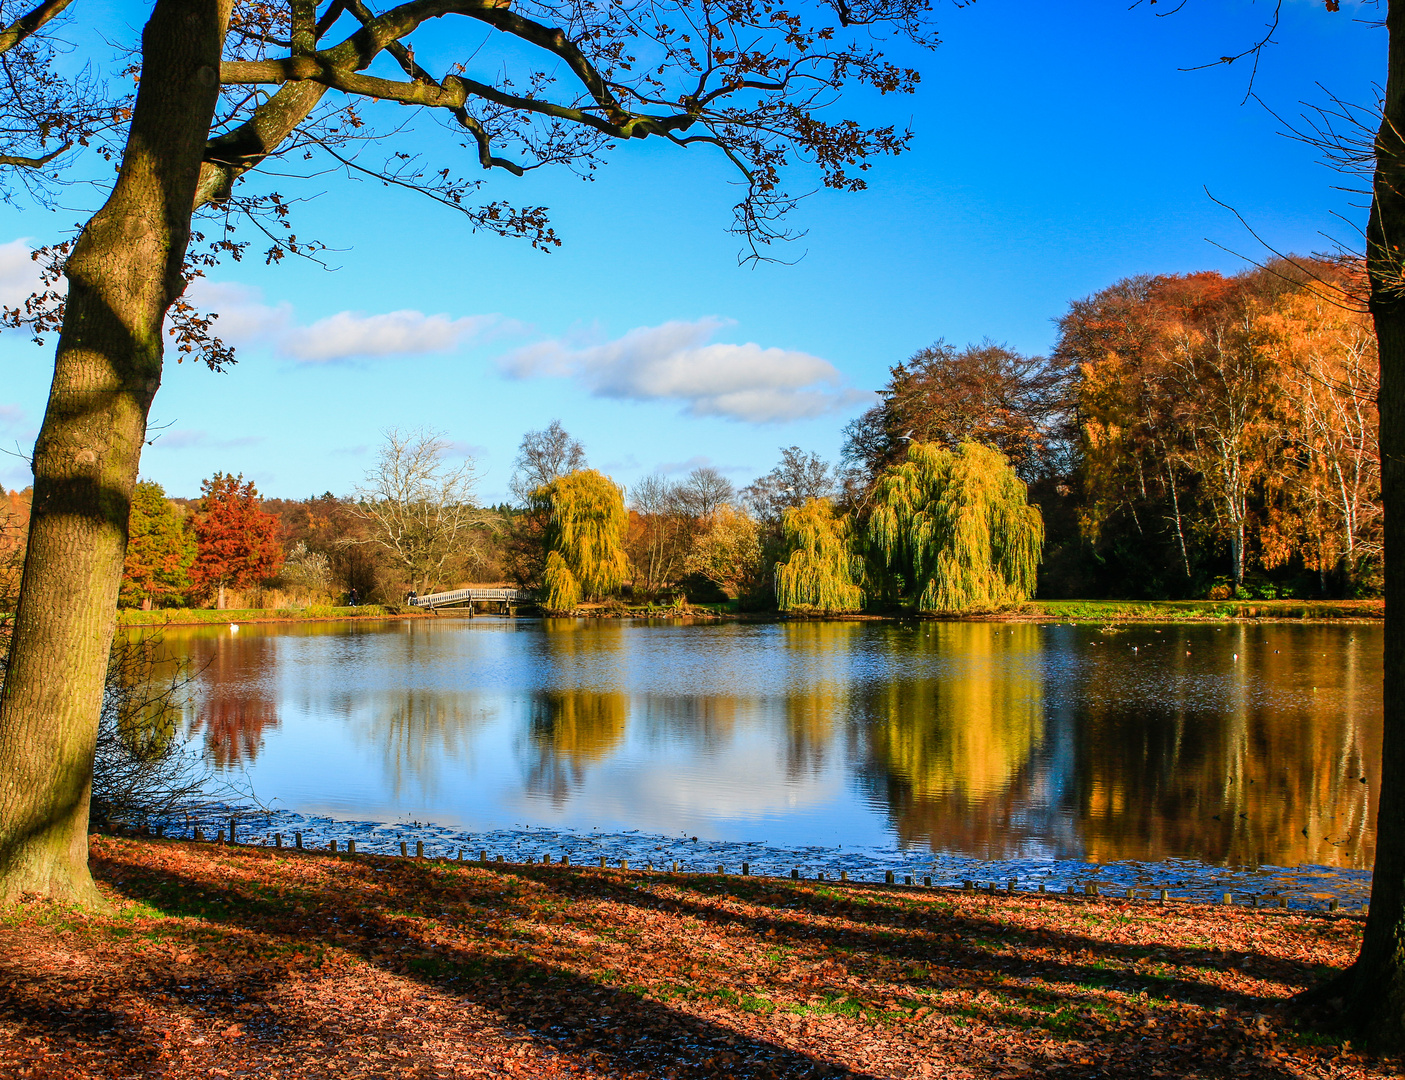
top-left (534, 470), bottom-right (629, 612)
top-left (120, 481), bottom-right (194, 609)
top-left (868, 442), bottom-right (1043, 612)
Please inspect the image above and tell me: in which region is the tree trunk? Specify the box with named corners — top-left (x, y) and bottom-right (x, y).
top-left (1332, 0), bottom-right (1405, 1047)
top-left (0, 0), bottom-right (231, 906)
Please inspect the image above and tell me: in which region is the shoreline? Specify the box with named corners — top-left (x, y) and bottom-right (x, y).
top-left (113, 596), bottom-right (1385, 629)
top-left (143, 808), bottom-right (1374, 914)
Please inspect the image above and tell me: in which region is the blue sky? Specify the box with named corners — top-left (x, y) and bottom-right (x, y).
top-left (0, 0), bottom-right (1384, 503)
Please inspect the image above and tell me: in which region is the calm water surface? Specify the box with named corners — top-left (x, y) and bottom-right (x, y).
top-left (159, 615), bottom-right (1376, 865)
top-left (158, 618), bottom-right (1381, 873)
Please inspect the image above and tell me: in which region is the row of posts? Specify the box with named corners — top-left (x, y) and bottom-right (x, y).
top-left (169, 819), bottom-right (1345, 912)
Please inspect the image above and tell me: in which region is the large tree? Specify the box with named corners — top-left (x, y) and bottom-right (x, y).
top-left (1330, 0), bottom-right (1405, 1048)
top-left (0, 0), bottom-right (938, 903)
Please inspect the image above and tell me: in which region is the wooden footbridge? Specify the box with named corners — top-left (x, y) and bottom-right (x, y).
top-left (407, 587), bottom-right (535, 614)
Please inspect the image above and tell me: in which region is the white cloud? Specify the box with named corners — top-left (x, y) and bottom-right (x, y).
top-left (0, 239), bottom-right (57, 310)
top-left (153, 429), bottom-right (264, 451)
top-left (184, 278), bottom-right (500, 363)
top-left (499, 317), bottom-right (866, 424)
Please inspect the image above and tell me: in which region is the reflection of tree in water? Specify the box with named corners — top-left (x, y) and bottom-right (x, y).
top-left (634, 694), bottom-right (738, 752)
top-left (362, 691), bottom-right (484, 799)
top-left (190, 635), bottom-right (280, 768)
top-left (775, 621), bottom-right (864, 777)
top-left (1074, 624), bottom-right (1379, 868)
top-left (858, 624), bottom-right (1045, 856)
top-left (526, 689), bottom-right (628, 804)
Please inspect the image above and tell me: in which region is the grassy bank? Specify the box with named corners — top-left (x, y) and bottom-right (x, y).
top-left (108, 596), bottom-right (1384, 630)
top-left (1021, 598), bottom-right (1384, 623)
top-left (0, 836), bottom-right (1391, 1079)
top-left (116, 604), bottom-right (405, 627)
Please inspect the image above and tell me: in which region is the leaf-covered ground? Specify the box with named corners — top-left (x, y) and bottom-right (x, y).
top-left (0, 837), bottom-right (1393, 1079)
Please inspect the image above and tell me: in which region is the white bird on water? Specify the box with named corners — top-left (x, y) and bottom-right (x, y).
top-left (229, 623), bottom-right (239, 633)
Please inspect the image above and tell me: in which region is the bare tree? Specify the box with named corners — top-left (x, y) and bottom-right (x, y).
top-left (676, 466), bottom-right (736, 519)
top-left (743, 447), bottom-right (834, 526)
top-left (627, 472), bottom-right (689, 592)
top-left (510, 420), bottom-right (586, 505)
top-left (352, 427), bottom-right (488, 595)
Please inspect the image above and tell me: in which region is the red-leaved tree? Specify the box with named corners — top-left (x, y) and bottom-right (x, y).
top-left (191, 473), bottom-right (283, 610)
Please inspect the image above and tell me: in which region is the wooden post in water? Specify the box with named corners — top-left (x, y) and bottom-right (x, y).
top-left (671, 861), bottom-right (678, 873)
top-left (742, 862), bottom-right (749, 876)
top-left (885, 871), bottom-right (894, 884)
top-left (329, 839), bottom-right (338, 852)
top-left (194, 826), bottom-right (204, 842)
top-left (347, 839), bottom-right (356, 854)
top-left (620, 859), bottom-right (629, 870)
top-left (416, 841), bottom-right (424, 859)
top-left (792, 869), bottom-right (800, 880)
top-left (400, 841), bottom-right (408, 858)
top-left (295, 831), bottom-right (303, 850)
top-left (840, 871), bottom-right (848, 882)
top-left (599, 856), bottom-right (607, 868)
top-left (274, 833), bottom-right (282, 849)
top-left (229, 816), bottom-right (237, 845)
top-left (480, 850), bottom-right (487, 863)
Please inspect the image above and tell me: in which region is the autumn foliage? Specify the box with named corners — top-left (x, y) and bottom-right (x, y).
top-left (190, 473), bottom-right (283, 609)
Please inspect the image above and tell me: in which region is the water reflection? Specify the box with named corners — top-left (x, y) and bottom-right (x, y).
top-left (155, 617), bottom-right (1381, 867)
top-left (528, 689), bottom-right (629, 801)
top-left (188, 633), bottom-right (281, 767)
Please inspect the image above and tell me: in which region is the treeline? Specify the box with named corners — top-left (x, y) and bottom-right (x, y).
top-left (845, 257), bottom-right (1380, 601)
top-left (0, 258), bottom-right (1379, 612)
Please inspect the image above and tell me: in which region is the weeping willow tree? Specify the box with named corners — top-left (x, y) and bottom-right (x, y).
top-left (533, 470), bottom-right (630, 612)
top-left (868, 441), bottom-right (1043, 612)
top-left (775, 498), bottom-right (864, 612)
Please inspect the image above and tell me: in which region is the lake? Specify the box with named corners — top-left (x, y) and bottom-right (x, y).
top-left (152, 616), bottom-right (1380, 894)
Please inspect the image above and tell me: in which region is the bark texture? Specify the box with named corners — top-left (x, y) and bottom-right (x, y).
top-left (0, 0), bottom-right (231, 905)
top-left (1346, 0), bottom-right (1405, 1048)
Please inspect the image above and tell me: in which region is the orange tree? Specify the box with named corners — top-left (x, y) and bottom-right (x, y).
top-left (190, 473), bottom-right (283, 610)
top-left (0, 0), bottom-right (938, 905)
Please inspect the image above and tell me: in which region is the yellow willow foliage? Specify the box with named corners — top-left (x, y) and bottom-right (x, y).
top-left (867, 624), bottom-right (1043, 803)
top-left (531, 688), bottom-right (629, 763)
top-left (534, 469), bottom-right (629, 611)
top-left (774, 498), bottom-right (864, 612)
top-left (868, 441), bottom-right (1043, 611)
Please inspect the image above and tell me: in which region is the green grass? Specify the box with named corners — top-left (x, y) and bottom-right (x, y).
top-left (117, 604), bottom-right (395, 626)
top-left (1024, 598), bottom-right (1381, 622)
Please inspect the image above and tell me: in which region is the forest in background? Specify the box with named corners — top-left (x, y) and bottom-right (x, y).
top-left (0, 257), bottom-right (1380, 613)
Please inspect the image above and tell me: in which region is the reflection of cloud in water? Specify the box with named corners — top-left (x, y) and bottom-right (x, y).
top-left (338, 690), bottom-right (495, 800)
top-left (514, 738), bottom-right (845, 837)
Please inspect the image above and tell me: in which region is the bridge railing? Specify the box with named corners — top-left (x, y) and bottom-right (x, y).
top-left (407, 587), bottom-right (534, 608)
